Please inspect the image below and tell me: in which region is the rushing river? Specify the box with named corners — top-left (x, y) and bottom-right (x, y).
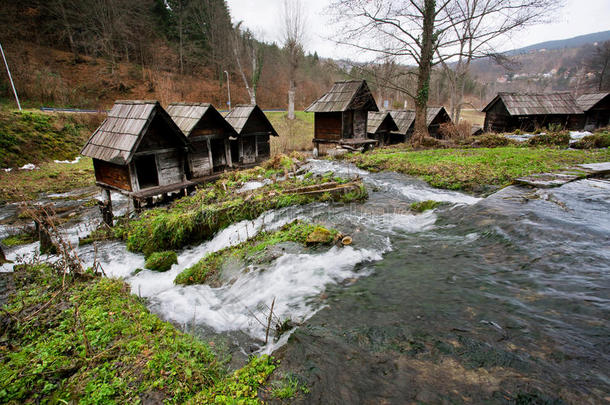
top-left (1, 160), bottom-right (609, 403)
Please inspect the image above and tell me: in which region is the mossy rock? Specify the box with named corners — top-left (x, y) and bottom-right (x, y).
top-left (410, 200), bottom-right (441, 212)
top-left (145, 251), bottom-right (178, 272)
top-left (305, 226), bottom-right (334, 245)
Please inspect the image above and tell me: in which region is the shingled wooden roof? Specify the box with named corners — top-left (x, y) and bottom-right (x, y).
top-left (367, 111), bottom-right (398, 133)
top-left (305, 80), bottom-right (379, 113)
top-left (81, 100), bottom-right (187, 165)
top-left (388, 107), bottom-right (449, 134)
top-left (166, 102), bottom-right (237, 137)
top-left (576, 93), bottom-right (610, 112)
top-left (482, 92), bottom-right (583, 116)
top-left (224, 105), bottom-right (278, 136)
top-left (389, 110), bottom-right (416, 134)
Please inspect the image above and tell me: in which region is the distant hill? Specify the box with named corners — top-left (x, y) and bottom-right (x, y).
top-left (508, 30), bottom-right (610, 54)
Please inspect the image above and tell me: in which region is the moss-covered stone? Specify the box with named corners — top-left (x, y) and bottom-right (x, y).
top-left (410, 200), bottom-right (441, 212)
top-left (145, 251), bottom-right (178, 272)
top-left (175, 221), bottom-right (341, 286)
top-left (306, 226), bottom-right (334, 245)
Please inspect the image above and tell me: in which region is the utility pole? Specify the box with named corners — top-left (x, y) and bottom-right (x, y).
top-left (0, 42), bottom-right (21, 111)
top-left (224, 70), bottom-right (231, 110)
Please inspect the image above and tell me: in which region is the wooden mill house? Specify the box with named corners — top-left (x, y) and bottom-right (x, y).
top-left (367, 111), bottom-right (399, 145)
top-left (81, 100), bottom-right (191, 213)
top-left (482, 92), bottom-right (584, 132)
top-left (166, 102), bottom-right (235, 178)
top-left (224, 104), bottom-right (278, 167)
top-left (388, 107), bottom-right (452, 140)
top-left (305, 80), bottom-right (379, 154)
top-left (576, 93), bottom-right (610, 130)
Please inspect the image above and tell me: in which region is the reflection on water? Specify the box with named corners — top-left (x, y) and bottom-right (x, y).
top-left (1, 160), bottom-right (608, 403)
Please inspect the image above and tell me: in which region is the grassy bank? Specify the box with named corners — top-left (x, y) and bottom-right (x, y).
top-left (0, 157), bottom-right (95, 203)
top-left (116, 156), bottom-right (366, 256)
top-left (175, 221), bottom-right (341, 286)
top-left (342, 147), bottom-right (610, 192)
top-left (266, 111), bottom-right (314, 155)
top-left (0, 109), bottom-right (102, 168)
top-left (0, 263), bottom-right (275, 404)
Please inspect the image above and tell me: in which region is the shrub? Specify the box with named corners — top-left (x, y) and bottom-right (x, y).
top-left (571, 132), bottom-right (610, 149)
top-left (145, 251), bottom-right (178, 272)
top-left (527, 131), bottom-right (570, 147)
top-left (471, 134), bottom-right (513, 148)
top-left (439, 121), bottom-right (472, 140)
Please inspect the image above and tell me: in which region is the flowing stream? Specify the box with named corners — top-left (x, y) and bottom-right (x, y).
top-left (1, 159), bottom-right (609, 403)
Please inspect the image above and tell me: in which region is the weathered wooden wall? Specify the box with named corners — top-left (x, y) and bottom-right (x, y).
top-left (585, 97), bottom-right (610, 129)
top-left (353, 110), bottom-right (367, 139)
top-left (484, 100), bottom-right (511, 132)
top-left (314, 112), bottom-right (342, 140)
top-left (93, 159), bottom-right (132, 191)
top-left (342, 111), bottom-right (353, 139)
top-left (189, 138), bottom-right (212, 177)
top-left (240, 136), bottom-right (257, 164)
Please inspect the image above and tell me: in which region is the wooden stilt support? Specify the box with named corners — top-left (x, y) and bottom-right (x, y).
top-left (99, 189), bottom-right (114, 227)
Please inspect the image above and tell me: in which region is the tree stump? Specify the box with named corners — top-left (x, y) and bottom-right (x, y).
top-left (35, 218), bottom-right (55, 255)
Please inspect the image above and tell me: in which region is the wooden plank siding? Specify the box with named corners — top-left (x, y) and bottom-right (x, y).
top-left (314, 112), bottom-right (342, 140)
top-left (93, 159), bottom-right (132, 191)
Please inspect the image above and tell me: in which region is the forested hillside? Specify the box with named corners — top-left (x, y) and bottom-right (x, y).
top-left (0, 1), bottom-right (608, 111)
top-left (0, 0), bottom-right (342, 109)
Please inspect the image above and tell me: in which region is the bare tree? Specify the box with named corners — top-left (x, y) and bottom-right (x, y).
top-left (585, 41), bottom-right (610, 91)
top-left (330, 0), bottom-right (561, 143)
top-left (436, 0), bottom-right (561, 123)
top-left (233, 23), bottom-right (264, 104)
top-left (281, 0), bottom-right (306, 120)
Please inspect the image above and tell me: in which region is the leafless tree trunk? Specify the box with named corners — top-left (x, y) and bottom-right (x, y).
top-left (281, 0), bottom-right (306, 120)
top-left (233, 22), bottom-right (263, 105)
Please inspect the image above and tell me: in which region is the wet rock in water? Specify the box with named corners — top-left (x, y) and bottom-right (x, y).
top-left (306, 227), bottom-right (333, 245)
top-left (0, 245), bottom-right (10, 264)
top-left (145, 251), bottom-right (178, 272)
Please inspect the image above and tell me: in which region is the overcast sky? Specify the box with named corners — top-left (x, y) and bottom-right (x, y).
top-left (225, 0), bottom-right (610, 61)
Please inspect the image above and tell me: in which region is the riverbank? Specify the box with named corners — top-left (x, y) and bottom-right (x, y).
top-left (0, 263), bottom-right (276, 403)
top-left (340, 147), bottom-right (610, 193)
top-left (0, 157), bottom-right (95, 203)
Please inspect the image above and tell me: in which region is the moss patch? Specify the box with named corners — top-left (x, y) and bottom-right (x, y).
top-left (123, 170), bottom-right (365, 256)
top-left (410, 200), bottom-right (441, 212)
top-left (0, 263), bottom-right (276, 404)
top-left (2, 231), bottom-right (37, 246)
top-left (175, 221), bottom-right (340, 286)
top-left (145, 251), bottom-right (178, 272)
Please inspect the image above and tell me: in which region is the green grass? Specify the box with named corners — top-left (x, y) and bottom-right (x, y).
top-left (343, 147), bottom-right (610, 192)
top-left (0, 263), bottom-right (275, 404)
top-left (572, 130), bottom-right (610, 149)
top-left (0, 157), bottom-right (95, 203)
top-left (175, 221), bottom-right (339, 286)
top-left (265, 111), bottom-right (314, 154)
top-left (0, 109), bottom-right (102, 168)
